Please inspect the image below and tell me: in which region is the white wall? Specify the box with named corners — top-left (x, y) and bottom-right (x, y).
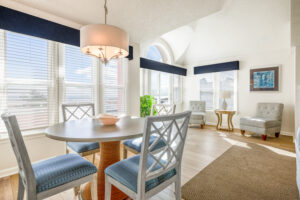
top-left (292, 0), bottom-right (300, 133)
top-left (179, 0), bottom-right (294, 135)
top-left (0, 133), bottom-right (65, 177)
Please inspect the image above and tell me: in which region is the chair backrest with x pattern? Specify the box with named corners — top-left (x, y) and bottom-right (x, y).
top-left (137, 111), bottom-right (191, 194)
top-left (62, 103), bottom-right (95, 122)
top-left (151, 104), bottom-right (176, 116)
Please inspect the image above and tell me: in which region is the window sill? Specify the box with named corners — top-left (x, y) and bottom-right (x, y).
top-left (0, 129), bottom-right (46, 143)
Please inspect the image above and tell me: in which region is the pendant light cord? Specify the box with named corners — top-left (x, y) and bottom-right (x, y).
top-left (104, 0), bottom-right (108, 24)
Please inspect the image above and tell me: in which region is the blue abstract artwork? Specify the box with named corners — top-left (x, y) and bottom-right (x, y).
top-left (253, 70), bottom-right (275, 88)
top-left (250, 66), bottom-right (279, 91)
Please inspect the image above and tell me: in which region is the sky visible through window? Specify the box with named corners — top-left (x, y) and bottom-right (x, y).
top-left (146, 45), bottom-right (163, 62)
top-left (6, 32), bottom-right (48, 80)
top-left (65, 44), bottom-right (93, 83)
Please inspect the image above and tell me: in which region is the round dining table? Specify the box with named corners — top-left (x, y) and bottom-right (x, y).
top-left (45, 116), bottom-right (145, 200)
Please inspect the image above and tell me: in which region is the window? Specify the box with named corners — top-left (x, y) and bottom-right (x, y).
top-left (0, 29), bottom-right (129, 135)
top-left (219, 71), bottom-right (235, 110)
top-left (199, 71), bottom-right (237, 111)
top-left (159, 72), bottom-right (170, 104)
top-left (173, 75), bottom-right (181, 103)
top-left (142, 45), bottom-right (182, 104)
top-left (63, 44), bottom-right (95, 103)
top-left (103, 59), bottom-right (126, 114)
top-left (199, 74), bottom-right (214, 110)
top-left (0, 30), bottom-right (53, 132)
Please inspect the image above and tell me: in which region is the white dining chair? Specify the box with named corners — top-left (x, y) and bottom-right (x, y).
top-left (1, 113), bottom-right (98, 200)
top-left (62, 103), bottom-right (100, 164)
top-left (122, 104), bottom-right (176, 159)
top-left (105, 111), bottom-right (191, 200)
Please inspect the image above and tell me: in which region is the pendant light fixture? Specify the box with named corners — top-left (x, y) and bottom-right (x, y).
top-left (80, 0), bottom-right (129, 63)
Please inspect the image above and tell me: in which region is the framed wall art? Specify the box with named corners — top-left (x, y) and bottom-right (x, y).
top-left (250, 66), bottom-right (279, 91)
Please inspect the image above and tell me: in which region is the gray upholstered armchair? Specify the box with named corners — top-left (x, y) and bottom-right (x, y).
top-left (189, 101), bottom-right (206, 128)
top-left (240, 103), bottom-right (284, 140)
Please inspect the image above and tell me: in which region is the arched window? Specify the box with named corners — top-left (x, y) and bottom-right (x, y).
top-left (141, 44), bottom-right (181, 105)
top-left (146, 45), bottom-right (164, 62)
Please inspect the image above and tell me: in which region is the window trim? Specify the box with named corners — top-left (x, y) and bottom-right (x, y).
top-left (199, 71), bottom-right (238, 111)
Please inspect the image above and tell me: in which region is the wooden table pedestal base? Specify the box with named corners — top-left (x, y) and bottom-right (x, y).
top-left (82, 141), bottom-right (127, 200)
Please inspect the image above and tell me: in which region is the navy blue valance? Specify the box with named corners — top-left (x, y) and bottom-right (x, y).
top-left (0, 6), bottom-right (80, 46)
top-left (0, 6), bottom-right (133, 60)
top-left (194, 61), bottom-right (239, 74)
top-left (140, 58), bottom-right (187, 76)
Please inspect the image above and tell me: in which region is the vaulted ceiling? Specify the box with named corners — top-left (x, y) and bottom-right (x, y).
top-left (1, 0), bottom-right (225, 43)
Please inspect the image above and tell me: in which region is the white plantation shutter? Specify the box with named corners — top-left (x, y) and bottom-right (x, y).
top-left (0, 30), bottom-right (56, 133)
top-left (103, 59), bottom-right (126, 114)
top-left (63, 44), bottom-right (96, 104)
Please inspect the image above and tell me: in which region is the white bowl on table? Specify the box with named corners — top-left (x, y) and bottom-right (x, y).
top-left (97, 114), bottom-right (120, 125)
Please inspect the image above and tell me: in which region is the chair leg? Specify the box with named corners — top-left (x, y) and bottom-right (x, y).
top-left (174, 177), bottom-right (181, 200)
top-left (275, 132), bottom-right (280, 138)
top-left (123, 146), bottom-right (128, 159)
top-left (240, 130), bottom-right (245, 136)
top-left (91, 174), bottom-right (98, 200)
top-left (200, 124), bottom-right (204, 129)
top-left (92, 153), bottom-right (95, 164)
top-left (105, 175), bottom-right (111, 200)
top-left (17, 176), bottom-right (24, 200)
top-left (26, 190), bottom-right (37, 200)
top-left (74, 186), bottom-right (80, 199)
top-left (261, 135), bottom-right (267, 141)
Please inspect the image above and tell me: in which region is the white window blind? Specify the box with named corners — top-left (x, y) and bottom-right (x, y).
top-left (199, 73), bottom-right (214, 110)
top-left (103, 59), bottom-right (126, 114)
top-left (159, 72), bottom-right (170, 104)
top-left (199, 71), bottom-right (237, 111)
top-left (219, 71), bottom-right (235, 110)
top-left (0, 30), bottom-right (55, 132)
top-left (150, 70), bottom-right (159, 103)
top-left (63, 44), bottom-right (95, 104)
top-left (173, 75), bottom-right (181, 103)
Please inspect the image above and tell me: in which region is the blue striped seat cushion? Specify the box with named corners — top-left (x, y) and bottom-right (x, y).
top-left (67, 142), bottom-right (99, 153)
top-left (105, 155), bottom-right (176, 193)
top-left (32, 154), bottom-right (97, 193)
top-left (123, 135), bottom-right (166, 153)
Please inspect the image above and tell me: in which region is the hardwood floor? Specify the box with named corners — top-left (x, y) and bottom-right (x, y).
top-left (0, 127), bottom-right (295, 200)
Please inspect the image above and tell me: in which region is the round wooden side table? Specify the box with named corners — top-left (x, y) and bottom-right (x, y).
top-left (215, 110), bottom-right (236, 131)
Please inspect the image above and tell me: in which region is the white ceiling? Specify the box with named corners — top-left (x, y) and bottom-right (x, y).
top-left (2, 0), bottom-right (225, 43)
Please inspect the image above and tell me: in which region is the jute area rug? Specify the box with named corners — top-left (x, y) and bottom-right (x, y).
top-left (182, 142), bottom-right (298, 200)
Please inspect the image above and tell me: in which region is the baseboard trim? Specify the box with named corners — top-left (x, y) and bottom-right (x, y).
top-left (204, 122), bottom-right (294, 137)
top-left (0, 166), bottom-right (18, 178)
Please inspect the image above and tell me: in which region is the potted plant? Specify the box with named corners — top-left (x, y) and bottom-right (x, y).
top-left (140, 95), bottom-right (157, 117)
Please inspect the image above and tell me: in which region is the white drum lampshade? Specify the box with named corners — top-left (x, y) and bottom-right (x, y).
top-left (80, 24), bottom-right (129, 62)
top-left (221, 91), bottom-right (231, 99)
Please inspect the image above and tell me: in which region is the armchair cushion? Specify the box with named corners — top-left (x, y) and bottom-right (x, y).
top-left (256, 103), bottom-right (284, 121)
top-left (192, 112), bottom-right (205, 116)
top-left (240, 117), bottom-right (281, 128)
top-left (33, 154), bottom-right (97, 193)
top-left (67, 142), bottom-right (99, 153)
top-left (105, 155), bottom-right (176, 193)
top-left (190, 101), bottom-right (206, 112)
